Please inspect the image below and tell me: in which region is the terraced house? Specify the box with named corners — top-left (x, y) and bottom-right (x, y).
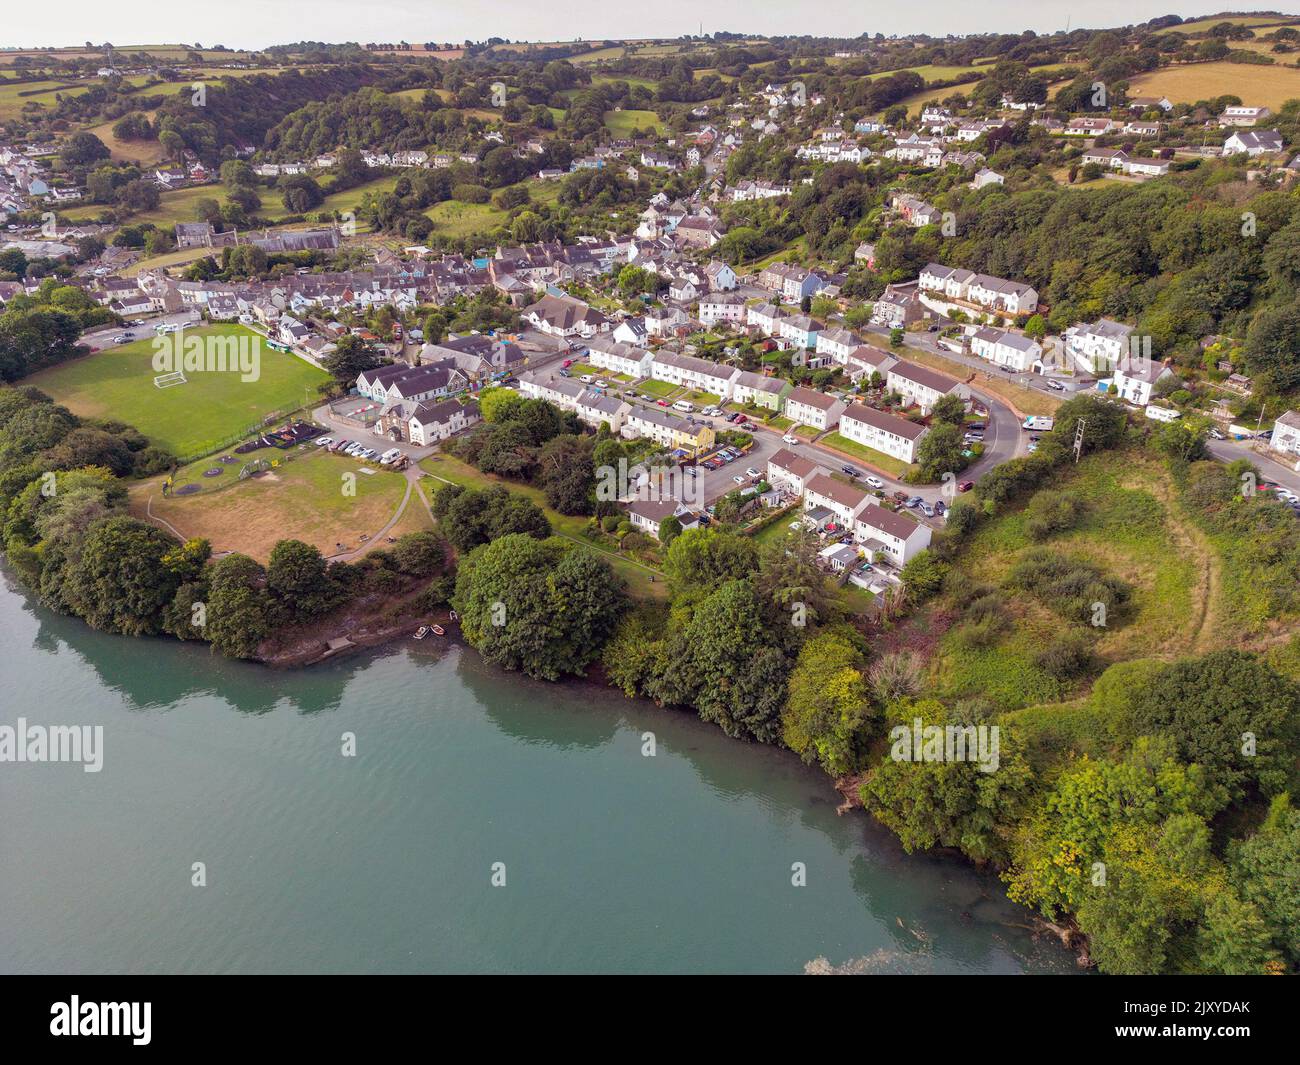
top-left (886, 361), bottom-right (970, 416)
top-left (784, 387), bottom-right (846, 432)
top-left (585, 337), bottom-right (654, 378)
top-left (649, 351), bottom-right (740, 400)
top-left (622, 406), bottom-right (715, 456)
top-left (731, 371), bottom-right (792, 412)
top-left (838, 403), bottom-right (929, 464)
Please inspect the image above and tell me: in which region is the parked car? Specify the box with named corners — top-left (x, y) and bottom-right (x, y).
top-left (967, 422), bottom-right (986, 431)
top-left (958, 480), bottom-right (974, 493)
top-left (920, 502), bottom-right (935, 518)
top-left (726, 412), bottom-right (741, 423)
top-left (732, 475), bottom-right (745, 484)
top-left (113, 334), bottom-right (133, 344)
top-left (999, 365), bottom-right (1014, 373)
top-left (580, 374), bottom-right (594, 383)
top-left (782, 434), bottom-right (800, 445)
top-left (558, 368), bottom-right (571, 377)
top-left (683, 466), bottom-right (697, 477)
top-left (865, 475), bottom-right (884, 490)
top-left (1046, 379), bottom-right (1066, 392)
top-left (789, 520), bottom-right (803, 531)
top-left (1209, 428), bottom-right (1226, 440)
top-left (745, 467), bottom-right (760, 479)
top-left (934, 500), bottom-right (946, 516)
top-left (907, 496), bottom-right (924, 508)
top-left (841, 465), bottom-right (860, 477)
top-left (315, 437), bottom-right (334, 448)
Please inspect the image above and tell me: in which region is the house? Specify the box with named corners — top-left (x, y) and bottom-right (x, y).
top-left (803, 473), bottom-right (869, 529)
top-left (358, 364), bottom-right (462, 406)
top-left (622, 406), bottom-right (714, 454)
top-left (625, 497), bottom-right (689, 540)
top-left (972, 168), bottom-right (1004, 189)
top-left (1112, 356), bottom-right (1175, 407)
top-left (698, 291), bottom-right (747, 326)
top-left (917, 263), bottom-right (1038, 315)
top-left (575, 391), bottom-right (632, 432)
top-left (612, 317), bottom-right (648, 346)
top-left (757, 262), bottom-right (821, 301)
top-left (968, 327), bottom-right (1041, 372)
top-left (746, 302), bottom-right (788, 334)
top-left (1064, 117), bottom-right (1117, 136)
top-left (704, 260), bottom-right (737, 291)
top-left (1270, 411), bottom-right (1300, 457)
top-left (1082, 147), bottom-right (1129, 170)
top-left (854, 504), bottom-right (932, 566)
top-left (816, 327), bottom-right (864, 364)
top-left (886, 361), bottom-right (970, 415)
top-left (518, 371), bottom-right (586, 410)
top-left (1065, 319), bottom-right (1132, 374)
top-left (1128, 96), bottom-right (1172, 113)
top-left (1223, 130), bottom-right (1284, 157)
top-left (784, 387), bottom-right (846, 432)
top-left (731, 371), bottom-right (792, 411)
top-left (649, 350), bottom-right (740, 399)
top-left (871, 284), bottom-right (923, 328)
top-left (854, 242), bottom-right (876, 268)
top-left (1219, 105), bottom-right (1272, 127)
top-left (766, 448), bottom-right (825, 496)
top-left (174, 222), bottom-right (215, 248)
top-left (405, 398), bottom-right (481, 445)
top-left (523, 293), bottom-right (608, 337)
top-left (645, 304), bottom-right (689, 339)
top-left (779, 314), bottom-right (822, 350)
top-left (585, 337), bottom-right (654, 379)
top-left (838, 403), bottom-right (929, 464)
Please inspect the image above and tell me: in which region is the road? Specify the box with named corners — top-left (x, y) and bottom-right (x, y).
top-left (1208, 437), bottom-right (1300, 496)
top-left (80, 310), bottom-right (202, 352)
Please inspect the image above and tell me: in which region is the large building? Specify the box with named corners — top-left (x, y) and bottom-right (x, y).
top-left (838, 403), bottom-right (929, 464)
top-left (886, 361), bottom-right (970, 415)
top-left (784, 387), bottom-right (846, 432)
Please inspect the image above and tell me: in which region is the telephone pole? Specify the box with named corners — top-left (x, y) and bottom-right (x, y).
top-left (1074, 418), bottom-right (1087, 463)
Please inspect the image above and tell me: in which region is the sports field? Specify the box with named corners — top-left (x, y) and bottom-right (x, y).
top-left (26, 324), bottom-right (329, 458)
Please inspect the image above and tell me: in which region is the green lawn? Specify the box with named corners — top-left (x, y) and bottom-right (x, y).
top-left (424, 198), bottom-right (508, 237)
top-left (26, 324), bottom-right (329, 458)
top-left (419, 453), bottom-right (669, 600)
top-left (819, 432), bottom-right (914, 479)
top-left (604, 109), bottom-right (664, 135)
top-left (637, 379), bottom-right (679, 399)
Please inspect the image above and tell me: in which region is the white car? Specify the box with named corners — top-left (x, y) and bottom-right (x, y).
top-left (315, 437), bottom-right (334, 447)
top-left (865, 476), bottom-right (884, 490)
top-left (580, 374), bottom-right (594, 383)
top-left (782, 434), bottom-right (800, 445)
top-left (732, 475), bottom-right (745, 484)
top-left (745, 467), bottom-right (760, 478)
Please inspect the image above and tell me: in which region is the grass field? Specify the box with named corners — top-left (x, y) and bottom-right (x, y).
top-left (131, 449), bottom-right (409, 563)
top-left (819, 432), bottom-right (915, 479)
top-left (897, 345), bottom-right (1063, 417)
top-left (25, 325), bottom-right (329, 458)
top-left (1175, 15), bottom-right (1299, 34)
top-left (85, 113), bottom-right (166, 166)
top-left (603, 109), bottom-right (664, 135)
top-left (420, 453), bottom-right (669, 600)
top-left (1128, 60), bottom-right (1300, 111)
top-left (424, 199), bottom-right (508, 237)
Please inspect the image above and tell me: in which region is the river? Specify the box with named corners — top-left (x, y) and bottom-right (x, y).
top-left (0, 574), bottom-right (1075, 974)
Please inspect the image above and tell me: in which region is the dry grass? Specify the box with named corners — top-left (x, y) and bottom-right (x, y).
top-left (1128, 61), bottom-right (1300, 111)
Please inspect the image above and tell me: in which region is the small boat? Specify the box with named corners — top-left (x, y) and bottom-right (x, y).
top-left (413, 626), bottom-right (430, 640)
top-left (430, 624), bottom-right (446, 637)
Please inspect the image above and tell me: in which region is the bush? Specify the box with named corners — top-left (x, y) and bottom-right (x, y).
top-left (1025, 491), bottom-right (1085, 541)
top-left (1034, 630), bottom-right (1098, 680)
top-left (1007, 549), bottom-right (1130, 626)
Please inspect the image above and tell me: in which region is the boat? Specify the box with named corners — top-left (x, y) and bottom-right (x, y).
top-left (413, 626), bottom-right (430, 640)
top-left (430, 624), bottom-right (446, 637)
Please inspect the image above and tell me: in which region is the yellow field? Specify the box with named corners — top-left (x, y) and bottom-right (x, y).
top-left (1129, 61), bottom-right (1300, 110)
top-left (1174, 15), bottom-right (1300, 34)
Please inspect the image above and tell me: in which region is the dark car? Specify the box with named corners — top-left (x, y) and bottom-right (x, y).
top-left (841, 465), bottom-right (860, 477)
top-left (957, 480), bottom-right (974, 493)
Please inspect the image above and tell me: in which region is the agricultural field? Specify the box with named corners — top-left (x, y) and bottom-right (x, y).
top-left (1127, 60), bottom-right (1300, 111)
top-left (423, 198), bottom-right (508, 237)
top-left (1173, 15), bottom-right (1300, 34)
top-left (603, 109), bottom-right (665, 134)
top-left (131, 448), bottom-right (410, 563)
top-left (84, 114), bottom-right (166, 165)
top-left (25, 324), bottom-right (329, 458)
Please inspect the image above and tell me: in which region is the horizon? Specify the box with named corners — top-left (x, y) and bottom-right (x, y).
top-left (2, 4), bottom-right (1294, 52)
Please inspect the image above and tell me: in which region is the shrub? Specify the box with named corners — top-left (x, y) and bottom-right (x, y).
top-left (1034, 630), bottom-right (1098, 680)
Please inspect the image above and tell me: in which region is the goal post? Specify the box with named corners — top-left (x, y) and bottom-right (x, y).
top-left (153, 370), bottom-right (187, 388)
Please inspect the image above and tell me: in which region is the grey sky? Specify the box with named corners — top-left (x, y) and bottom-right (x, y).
top-left (1, 4), bottom-right (1263, 51)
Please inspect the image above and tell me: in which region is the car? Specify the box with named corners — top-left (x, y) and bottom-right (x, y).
top-left (558, 368), bottom-right (571, 377)
top-left (733, 475), bottom-right (746, 484)
top-left (920, 502), bottom-right (935, 518)
top-left (562, 359), bottom-right (574, 368)
top-left (656, 399), bottom-right (669, 407)
top-left (113, 334), bottom-right (132, 344)
top-left (683, 466), bottom-right (697, 477)
top-left (907, 496), bottom-right (924, 508)
top-left (726, 412), bottom-right (741, 423)
top-left (841, 465), bottom-right (860, 477)
top-left (928, 324), bottom-right (939, 332)
top-left (782, 434), bottom-right (800, 445)
top-left (315, 437), bottom-right (334, 447)
top-left (1046, 380), bottom-right (1066, 392)
top-left (999, 365), bottom-right (1015, 374)
top-left (958, 480), bottom-right (974, 493)
top-left (734, 414), bottom-right (747, 424)
top-left (789, 520), bottom-right (803, 531)
top-left (580, 374), bottom-right (594, 383)
top-left (1209, 428), bottom-right (1226, 440)
top-left (129, 319), bottom-right (145, 327)
top-left (865, 475), bottom-right (884, 490)
top-left (594, 379), bottom-right (608, 388)
top-left (1027, 442), bottom-right (1039, 453)
top-left (328, 439), bottom-right (348, 452)
top-left (934, 500), bottom-right (946, 516)
top-left (967, 422), bottom-right (986, 431)
top-left (745, 467), bottom-right (760, 478)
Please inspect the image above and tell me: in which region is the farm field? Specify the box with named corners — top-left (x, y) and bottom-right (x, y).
top-left (1174, 15), bottom-right (1300, 34)
top-left (423, 198), bottom-right (508, 237)
top-left (131, 448), bottom-right (409, 563)
top-left (25, 324), bottom-right (328, 458)
top-left (420, 453), bottom-right (669, 600)
top-left (84, 114), bottom-right (166, 165)
top-left (1128, 60), bottom-right (1300, 110)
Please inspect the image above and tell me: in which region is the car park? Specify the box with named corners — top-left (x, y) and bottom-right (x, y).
top-left (865, 476), bottom-right (884, 490)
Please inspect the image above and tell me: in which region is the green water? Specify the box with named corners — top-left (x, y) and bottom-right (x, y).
top-left (0, 574), bottom-right (1075, 974)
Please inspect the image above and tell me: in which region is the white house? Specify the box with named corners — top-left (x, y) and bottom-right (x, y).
top-left (575, 391), bottom-right (632, 432)
top-left (1223, 129), bottom-right (1284, 157)
top-left (1219, 105), bottom-right (1272, 127)
top-left (838, 403), bottom-right (929, 464)
top-left (767, 448), bottom-right (825, 496)
top-left (518, 371), bottom-right (585, 410)
top-left (1270, 411), bottom-right (1300, 457)
top-left (1112, 356), bottom-right (1175, 407)
top-left (816, 327), bottom-right (864, 364)
top-left (585, 337), bottom-right (654, 379)
top-left (803, 473), bottom-right (870, 529)
top-left (778, 314), bottom-right (822, 350)
top-left (625, 497), bottom-right (689, 540)
top-left (784, 387), bottom-right (846, 432)
top-left (407, 398), bottom-right (481, 445)
top-left (649, 350), bottom-right (740, 399)
top-left (886, 361), bottom-right (970, 415)
top-left (854, 503), bottom-right (932, 566)
top-left (968, 326), bottom-right (1041, 372)
top-left (698, 291), bottom-right (747, 325)
top-left (1065, 319), bottom-right (1133, 374)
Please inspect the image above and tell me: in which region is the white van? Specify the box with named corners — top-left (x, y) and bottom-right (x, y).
top-left (672, 400), bottom-right (695, 413)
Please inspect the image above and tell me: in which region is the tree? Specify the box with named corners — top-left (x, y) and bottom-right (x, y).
top-left (477, 386), bottom-right (524, 423)
top-left (1230, 799), bottom-right (1300, 966)
top-left (929, 393), bottom-right (967, 427)
top-left (266, 539), bottom-right (339, 621)
top-left (206, 553), bottom-right (277, 659)
top-left (899, 549), bottom-right (947, 601)
top-left (1130, 650), bottom-right (1300, 798)
top-left (453, 534), bottom-right (626, 680)
top-left (320, 334), bottom-right (380, 385)
top-left (279, 174), bottom-right (325, 214)
top-left (538, 434), bottom-right (594, 515)
top-left (663, 528), bottom-right (759, 604)
top-left (62, 131), bottom-right (111, 167)
top-left (782, 627), bottom-right (872, 775)
top-left (61, 515), bottom-right (179, 635)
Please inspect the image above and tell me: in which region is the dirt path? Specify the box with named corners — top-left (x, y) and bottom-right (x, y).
top-left (329, 475), bottom-right (414, 562)
top-left (1141, 475), bottom-right (1223, 655)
